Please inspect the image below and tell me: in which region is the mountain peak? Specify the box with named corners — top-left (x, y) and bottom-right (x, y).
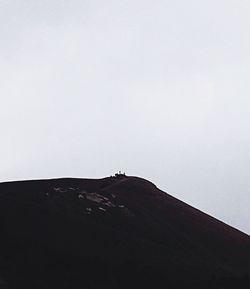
top-left (0, 176), bottom-right (249, 289)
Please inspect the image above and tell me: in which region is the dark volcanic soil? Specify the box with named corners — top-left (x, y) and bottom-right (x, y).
top-left (0, 175), bottom-right (249, 289)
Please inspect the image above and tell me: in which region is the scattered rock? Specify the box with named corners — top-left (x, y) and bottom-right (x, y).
top-left (98, 207), bottom-right (106, 212)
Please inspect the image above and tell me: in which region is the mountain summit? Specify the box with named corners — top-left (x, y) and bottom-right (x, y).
top-left (0, 175), bottom-right (249, 289)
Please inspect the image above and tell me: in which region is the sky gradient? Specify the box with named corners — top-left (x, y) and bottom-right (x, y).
top-left (0, 0), bottom-right (250, 233)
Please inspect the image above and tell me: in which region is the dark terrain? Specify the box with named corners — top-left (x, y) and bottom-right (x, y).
top-left (0, 174), bottom-right (249, 289)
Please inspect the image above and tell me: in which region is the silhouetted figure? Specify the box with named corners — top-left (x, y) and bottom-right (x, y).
top-left (115, 171), bottom-right (126, 178)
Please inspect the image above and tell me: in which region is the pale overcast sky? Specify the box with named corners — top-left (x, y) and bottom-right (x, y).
top-left (0, 0), bottom-right (250, 233)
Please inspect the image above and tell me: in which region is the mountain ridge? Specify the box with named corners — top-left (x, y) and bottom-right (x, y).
top-left (0, 175), bottom-right (249, 289)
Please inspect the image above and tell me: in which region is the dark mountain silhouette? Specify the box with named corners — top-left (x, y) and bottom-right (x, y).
top-left (0, 175), bottom-right (249, 289)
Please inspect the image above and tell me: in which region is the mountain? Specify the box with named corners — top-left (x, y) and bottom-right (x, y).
top-left (0, 175), bottom-right (249, 289)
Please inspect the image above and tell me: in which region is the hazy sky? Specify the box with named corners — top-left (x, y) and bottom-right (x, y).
top-left (0, 0), bottom-right (249, 233)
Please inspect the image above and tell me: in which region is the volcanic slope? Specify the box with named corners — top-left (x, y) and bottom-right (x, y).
top-left (0, 175), bottom-right (249, 289)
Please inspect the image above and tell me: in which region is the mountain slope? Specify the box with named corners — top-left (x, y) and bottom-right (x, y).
top-left (0, 175), bottom-right (249, 289)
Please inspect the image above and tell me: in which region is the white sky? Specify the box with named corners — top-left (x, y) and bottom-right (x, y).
top-left (0, 0), bottom-right (250, 233)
